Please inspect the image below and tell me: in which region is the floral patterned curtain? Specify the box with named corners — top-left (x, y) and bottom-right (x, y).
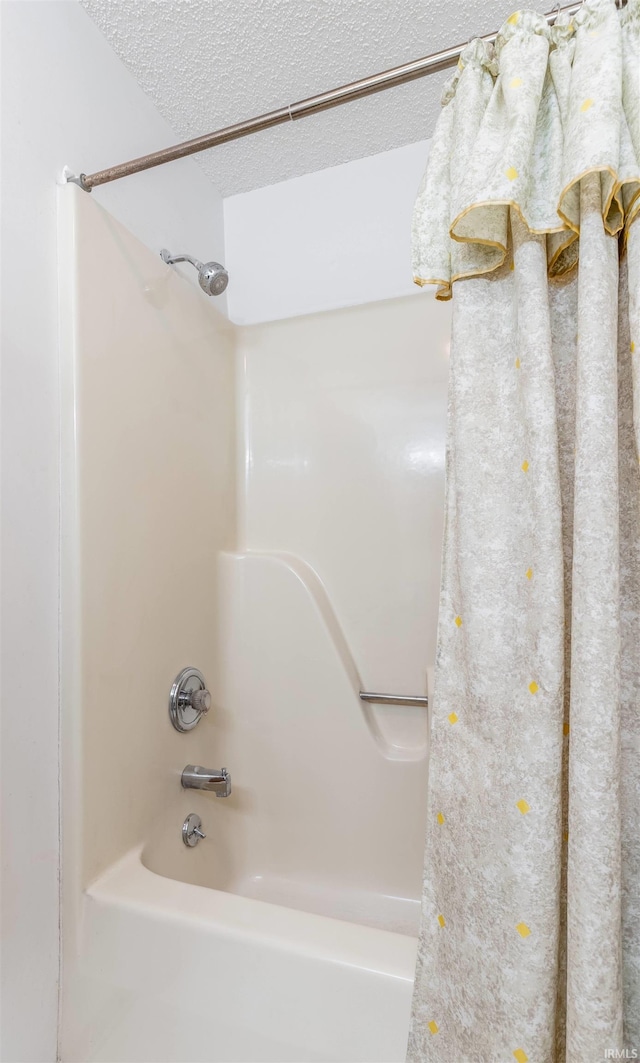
top-left (408, 2), bottom-right (639, 1060)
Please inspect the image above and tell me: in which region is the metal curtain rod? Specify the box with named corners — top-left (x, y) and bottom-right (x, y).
top-left (74, 1), bottom-right (585, 192)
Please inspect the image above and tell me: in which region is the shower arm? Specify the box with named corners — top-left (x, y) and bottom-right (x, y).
top-left (160, 249), bottom-right (204, 271)
top-left (68, 0), bottom-right (597, 193)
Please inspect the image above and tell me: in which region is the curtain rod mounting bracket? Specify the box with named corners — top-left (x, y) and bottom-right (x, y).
top-left (66, 173), bottom-right (91, 193)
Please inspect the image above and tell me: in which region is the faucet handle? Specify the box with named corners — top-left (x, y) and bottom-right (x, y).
top-left (187, 688), bottom-right (211, 715)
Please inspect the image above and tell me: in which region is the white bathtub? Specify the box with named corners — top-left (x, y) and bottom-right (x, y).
top-left (60, 545), bottom-right (427, 1063)
top-left (67, 846), bottom-right (417, 1063)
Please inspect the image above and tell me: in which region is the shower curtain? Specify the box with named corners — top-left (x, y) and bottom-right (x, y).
top-left (408, 2), bottom-right (639, 1061)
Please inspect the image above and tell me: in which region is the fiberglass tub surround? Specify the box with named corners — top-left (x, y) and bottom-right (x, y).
top-left (59, 186), bottom-right (450, 1062)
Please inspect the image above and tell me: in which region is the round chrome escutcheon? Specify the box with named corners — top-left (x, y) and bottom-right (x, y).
top-left (169, 666), bottom-right (211, 732)
top-left (182, 813), bottom-right (206, 847)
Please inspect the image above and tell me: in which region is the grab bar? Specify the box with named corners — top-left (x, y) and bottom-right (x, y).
top-left (359, 691), bottom-right (428, 707)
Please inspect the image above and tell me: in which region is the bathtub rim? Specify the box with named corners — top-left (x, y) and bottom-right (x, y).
top-left (86, 845), bottom-right (418, 981)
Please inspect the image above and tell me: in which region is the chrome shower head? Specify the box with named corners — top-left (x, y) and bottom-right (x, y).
top-left (197, 261), bottom-right (229, 297)
top-left (160, 249), bottom-right (229, 297)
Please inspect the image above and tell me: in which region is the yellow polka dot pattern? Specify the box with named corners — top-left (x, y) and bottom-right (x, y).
top-left (438, 476), bottom-right (540, 1053)
top-left (521, 460), bottom-right (529, 472)
top-left (581, 98), bottom-right (594, 112)
top-left (506, 166), bottom-right (519, 181)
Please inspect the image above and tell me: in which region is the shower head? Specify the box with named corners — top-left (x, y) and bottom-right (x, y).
top-left (197, 261), bottom-right (229, 297)
top-left (160, 249), bottom-right (229, 297)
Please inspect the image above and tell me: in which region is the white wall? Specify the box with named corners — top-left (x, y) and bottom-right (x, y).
top-left (224, 139), bottom-right (430, 325)
top-left (0, 4), bottom-right (224, 1060)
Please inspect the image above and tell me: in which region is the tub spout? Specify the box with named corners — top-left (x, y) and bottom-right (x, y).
top-left (181, 765), bottom-right (231, 798)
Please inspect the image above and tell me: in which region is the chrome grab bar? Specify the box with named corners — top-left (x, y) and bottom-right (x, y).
top-left (359, 691), bottom-right (428, 707)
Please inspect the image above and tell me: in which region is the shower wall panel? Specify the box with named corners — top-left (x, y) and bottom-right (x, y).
top-left (236, 296), bottom-right (450, 751)
top-left (60, 186), bottom-right (236, 890)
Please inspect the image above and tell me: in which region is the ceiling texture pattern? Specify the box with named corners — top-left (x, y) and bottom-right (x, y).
top-left (81, 0), bottom-right (553, 197)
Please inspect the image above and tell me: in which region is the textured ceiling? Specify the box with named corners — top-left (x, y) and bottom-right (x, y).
top-left (81, 0), bottom-right (552, 197)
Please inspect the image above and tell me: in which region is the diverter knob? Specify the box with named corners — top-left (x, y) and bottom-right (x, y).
top-left (180, 687), bottom-right (211, 715)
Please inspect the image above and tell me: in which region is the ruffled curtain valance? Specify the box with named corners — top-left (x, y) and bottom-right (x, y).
top-left (412, 0), bottom-right (640, 300)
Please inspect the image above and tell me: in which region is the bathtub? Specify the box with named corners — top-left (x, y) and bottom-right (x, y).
top-left (68, 843), bottom-right (417, 1063)
top-left (60, 547), bottom-right (428, 1063)
top-left (60, 542), bottom-right (428, 1062)
top-left (61, 551), bottom-right (427, 1062)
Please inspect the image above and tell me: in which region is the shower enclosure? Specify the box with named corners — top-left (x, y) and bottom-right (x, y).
top-left (58, 184), bottom-right (449, 1062)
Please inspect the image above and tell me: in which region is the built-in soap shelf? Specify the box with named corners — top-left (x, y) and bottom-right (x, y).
top-left (217, 550), bottom-right (430, 762)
